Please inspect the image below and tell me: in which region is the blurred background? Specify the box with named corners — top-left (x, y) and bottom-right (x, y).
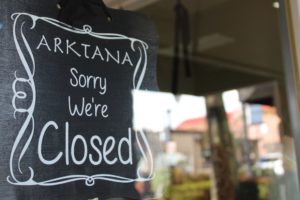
top-left (103, 0), bottom-right (300, 200)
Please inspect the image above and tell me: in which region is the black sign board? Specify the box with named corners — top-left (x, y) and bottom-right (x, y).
top-left (0, 1), bottom-right (158, 199)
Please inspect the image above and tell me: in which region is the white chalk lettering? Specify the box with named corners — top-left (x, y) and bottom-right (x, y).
top-left (35, 36), bottom-right (135, 66)
top-left (91, 46), bottom-right (104, 60)
top-left (81, 43), bottom-right (90, 59)
top-left (118, 128), bottom-right (133, 165)
top-left (66, 39), bottom-right (81, 57)
top-left (103, 136), bottom-right (117, 165)
top-left (105, 48), bottom-right (120, 64)
top-left (71, 135), bottom-right (88, 165)
top-left (38, 121), bottom-right (63, 165)
top-left (69, 67), bottom-right (107, 95)
top-left (38, 121), bottom-right (133, 166)
top-left (68, 96), bottom-right (108, 118)
top-left (89, 136), bottom-right (103, 165)
top-left (122, 52), bottom-right (134, 66)
top-left (54, 37), bottom-right (64, 53)
top-left (36, 35), bottom-right (51, 51)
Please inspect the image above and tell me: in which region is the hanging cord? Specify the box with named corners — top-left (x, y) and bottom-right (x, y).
top-left (171, 0), bottom-right (191, 94)
top-left (57, 0), bottom-right (76, 25)
top-left (85, 0), bottom-right (112, 21)
top-left (57, 0), bottom-right (112, 25)
top-left (98, 0), bottom-right (112, 21)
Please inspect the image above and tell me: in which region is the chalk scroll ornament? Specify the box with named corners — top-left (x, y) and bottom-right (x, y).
top-left (8, 13), bottom-right (154, 186)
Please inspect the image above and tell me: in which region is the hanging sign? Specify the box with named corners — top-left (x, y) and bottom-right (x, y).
top-left (0, 1), bottom-right (158, 199)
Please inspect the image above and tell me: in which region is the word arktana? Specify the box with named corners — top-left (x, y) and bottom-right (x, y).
top-left (36, 35), bottom-right (134, 66)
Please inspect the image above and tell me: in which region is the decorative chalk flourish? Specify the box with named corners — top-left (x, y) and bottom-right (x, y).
top-left (8, 12), bottom-right (154, 187)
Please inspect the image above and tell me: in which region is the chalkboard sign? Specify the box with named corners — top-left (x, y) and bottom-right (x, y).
top-left (0, 1), bottom-right (158, 199)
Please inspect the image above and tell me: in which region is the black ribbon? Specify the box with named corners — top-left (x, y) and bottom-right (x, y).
top-left (172, 0), bottom-right (191, 94)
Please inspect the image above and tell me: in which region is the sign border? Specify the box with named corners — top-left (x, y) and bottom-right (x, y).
top-left (8, 12), bottom-right (154, 187)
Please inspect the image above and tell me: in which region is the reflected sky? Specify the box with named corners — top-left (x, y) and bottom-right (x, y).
top-left (132, 90), bottom-right (207, 131)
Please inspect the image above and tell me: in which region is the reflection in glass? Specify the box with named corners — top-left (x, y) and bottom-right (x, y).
top-left (131, 88), bottom-right (291, 200)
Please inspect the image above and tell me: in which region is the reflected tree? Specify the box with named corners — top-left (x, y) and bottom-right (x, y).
top-left (206, 94), bottom-right (237, 200)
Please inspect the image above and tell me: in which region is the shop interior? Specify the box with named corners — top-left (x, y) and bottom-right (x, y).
top-left (103, 0), bottom-right (300, 200)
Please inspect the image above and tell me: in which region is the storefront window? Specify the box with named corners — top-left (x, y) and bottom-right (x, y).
top-left (1, 0), bottom-right (300, 199)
